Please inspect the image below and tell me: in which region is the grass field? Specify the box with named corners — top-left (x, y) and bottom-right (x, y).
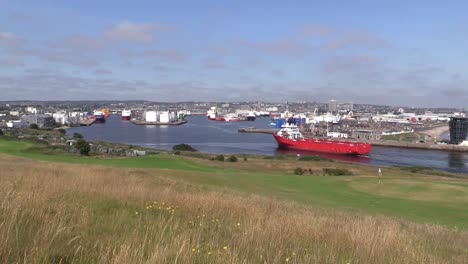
top-left (1, 137), bottom-right (468, 263)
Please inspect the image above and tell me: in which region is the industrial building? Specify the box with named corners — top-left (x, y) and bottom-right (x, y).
top-left (328, 99), bottom-right (337, 112)
top-left (351, 130), bottom-right (382, 141)
top-left (21, 114), bottom-right (55, 128)
top-left (448, 117), bottom-right (468, 144)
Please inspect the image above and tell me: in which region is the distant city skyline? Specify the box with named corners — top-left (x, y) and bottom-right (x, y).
top-left (1, 1), bottom-right (468, 107)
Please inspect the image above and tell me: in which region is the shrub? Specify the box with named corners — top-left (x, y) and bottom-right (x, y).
top-left (73, 132), bottom-right (83, 139)
top-left (0, 129), bottom-right (3, 136)
top-left (227, 155), bottom-right (238, 162)
top-left (298, 155), bottom-right (332, 162)
top-left (172, 143), bottom-right (197, 152)
top-left (29, 138), bottom-right (49, 145)
top-left (173, 151), bottom-right (181, 155)
top-left (243, 156), bottom-right (248, 161)
top-left (29, 124), bottom-right (39, 129)
top-left (293, 167), bottom-right (304, 175)
top-left (322, 168), bottom-right (353, 176)
top-left (214, 155), bottom-right (225, 161)
top-left (75, 139), bottom-right (91, 156)
top-left (57, 128), bottom-right (66, 134)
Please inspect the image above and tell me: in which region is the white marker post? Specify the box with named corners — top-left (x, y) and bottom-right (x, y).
top-left (378, 167), bottom-right (382, 184)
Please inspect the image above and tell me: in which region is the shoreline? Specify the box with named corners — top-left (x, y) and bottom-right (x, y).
top-left (419, 125), bottom-right (449, 139)
top-left (131, 120), bottom-right (187, 126)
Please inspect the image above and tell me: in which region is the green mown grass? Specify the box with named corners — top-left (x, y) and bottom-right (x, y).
top-left (1, 137), bottom-right (468, 229)
top-left (1, 139), bottom-right (468, 263)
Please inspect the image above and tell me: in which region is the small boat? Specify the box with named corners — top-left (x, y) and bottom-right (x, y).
top-left (207, 107), bottom-right (217, 120)
top-left (102, 108), bottom-right (110, 118)
top-left (93, 111), bottom-right (106, 123)
top-left (247, 111), bottom-right (256, 121)
top-left (273, 124), bottom-right (371, 155)
top-left (121, 109), bottom-right (131, 120)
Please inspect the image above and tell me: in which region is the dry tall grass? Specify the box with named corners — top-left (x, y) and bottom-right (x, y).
top-left (0, 154), bottom-right (467, 263)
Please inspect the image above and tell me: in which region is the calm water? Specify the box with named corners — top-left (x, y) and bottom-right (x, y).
top-left (67, 115), bottom-right (468, 174)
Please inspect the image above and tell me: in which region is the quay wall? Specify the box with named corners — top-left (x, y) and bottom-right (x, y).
top-left (238, 128), bottom-right (468, 152)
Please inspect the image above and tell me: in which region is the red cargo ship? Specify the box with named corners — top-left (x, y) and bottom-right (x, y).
top-left (273, 125), bottom-right (371, 155)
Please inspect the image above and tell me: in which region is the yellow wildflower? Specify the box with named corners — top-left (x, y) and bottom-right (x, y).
top-left (208, 251), bottom-right (212, 256)
top-left (286, 257), bottom-right (289, 262)
top-left (223, 246), bottom-right (228, 250)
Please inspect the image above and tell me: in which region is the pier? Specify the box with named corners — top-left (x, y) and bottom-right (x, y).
top-left (238, 128), bottom-right (468, 152)
top-left (131, 120), bottom-right (187, 126)
top-left (363, 140), bottom-right (468, 152)
top-left (238, 128), bottom-right (278, 134)
top-left (79, 119), bottom-right (95, 126)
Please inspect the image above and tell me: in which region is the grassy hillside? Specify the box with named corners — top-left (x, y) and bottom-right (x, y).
top-left (1, 138), bottom-right (467, 228)
top-left (1, 138), bottom-right (468, 263)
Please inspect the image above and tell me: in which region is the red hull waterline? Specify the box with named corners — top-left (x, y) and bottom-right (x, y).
top-left (122, 116), bottom-right (131, 121)
top-left (273, 134), bottom-right (372, 155)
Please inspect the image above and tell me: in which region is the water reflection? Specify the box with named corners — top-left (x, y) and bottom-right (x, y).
top-left (448, 152), bottom-right (466, 169)
top-left (276, 148), bottom-right (371, 164)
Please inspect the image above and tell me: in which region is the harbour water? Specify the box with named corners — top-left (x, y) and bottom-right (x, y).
top-left (67, 115), bottom-right (468, 174)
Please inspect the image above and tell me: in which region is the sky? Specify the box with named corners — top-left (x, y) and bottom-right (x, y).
top-left (1, 0), bottom-right (468, 107)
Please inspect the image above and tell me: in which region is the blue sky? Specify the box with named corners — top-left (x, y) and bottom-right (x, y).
top-left (1, 0), bottom-right (467, 107)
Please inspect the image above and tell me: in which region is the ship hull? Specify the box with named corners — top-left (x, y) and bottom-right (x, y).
top-left (121, 110), bottom-right (132, 120)
top-left (273, 134), bottom-right (371, 155)
top-left (94, 117), bottom-right (106, 123)
top-left (247, 116), bottom-right (256, 121)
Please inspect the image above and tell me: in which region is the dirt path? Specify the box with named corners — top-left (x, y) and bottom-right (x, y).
top-left (421, 125), bottom-right (449, 139)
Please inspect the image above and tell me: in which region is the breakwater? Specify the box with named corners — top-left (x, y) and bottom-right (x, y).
top-left (238, 128), bottom-right (277, 134)
top-left (364, 140), bottom-right (468, 152)
top-left (79, 119), bottom-right (95, 126)
top-left (131, 120), bottom-right (187, 126)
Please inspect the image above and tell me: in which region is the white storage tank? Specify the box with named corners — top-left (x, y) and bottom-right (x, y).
top-left (145, 111), bottom-right (158, 122)
top-left (170, 112), bottom-right (177, 121)
top-left (52, 112), bottom-right (69, 125)
top-left (159, 111), bottom-right (170, 123)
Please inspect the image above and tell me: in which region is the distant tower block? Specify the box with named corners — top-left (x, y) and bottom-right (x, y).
top-left (328, 99), bottom-right (337, 112)
top-left (448, 117), bottom-right (468, 144)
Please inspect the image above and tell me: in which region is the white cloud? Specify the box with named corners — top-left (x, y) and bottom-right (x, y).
top-left (0, 31), bottom-right (22, 45)
top-left (104, 21), bottom-right (170, 43)
top-left (323, 55), bottom-right (380, 74)
top-left (0, 57), bottom-right (24, 66)
top-left (324, 30), bottom-right (389, 51)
